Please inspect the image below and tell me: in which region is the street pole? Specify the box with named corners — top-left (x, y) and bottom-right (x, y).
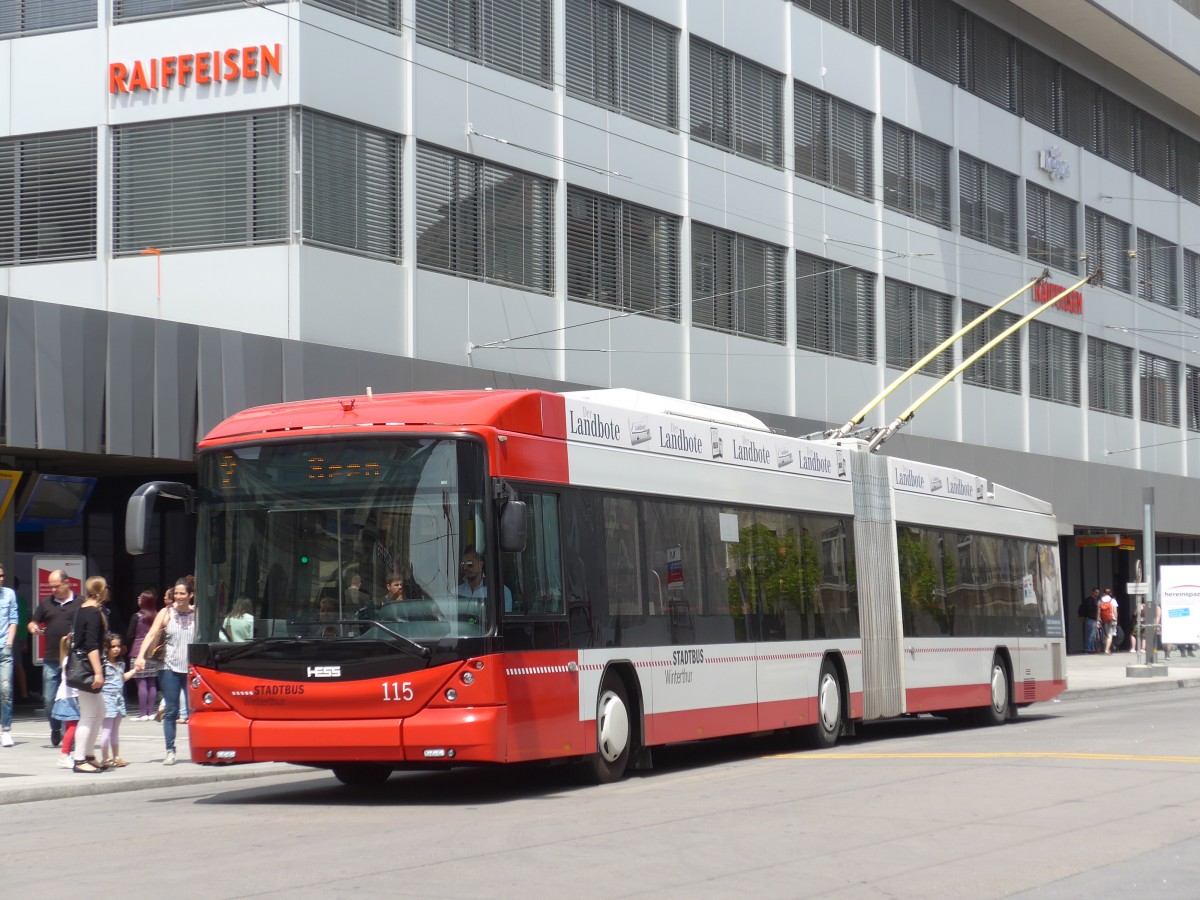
top-left (1144, 487), bottom-right (1157, 665)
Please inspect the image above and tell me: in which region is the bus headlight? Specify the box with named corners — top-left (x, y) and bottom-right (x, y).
top-left (444, 689), bottom-right (457, 702)
top-left (460, 671), bottom-right (475, 685)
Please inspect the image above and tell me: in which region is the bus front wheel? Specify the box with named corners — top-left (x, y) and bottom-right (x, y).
top-left (332, 763), bottom-right (393, 787)
top-left (979, 655), bottom-right (1011, 726)
top-left (587, 676), bottom-right (631, 783)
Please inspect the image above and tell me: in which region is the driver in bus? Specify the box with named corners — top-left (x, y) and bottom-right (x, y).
top-left (458, 546), bottom-right (513, 613)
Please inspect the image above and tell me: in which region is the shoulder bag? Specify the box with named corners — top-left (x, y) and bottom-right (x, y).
top-left (65, 607), bottom-right (101, 693)
top-left (144, 610), bottom-right (169, 662)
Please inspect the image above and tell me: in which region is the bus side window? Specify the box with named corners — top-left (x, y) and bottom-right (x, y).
top-left (502, 492), bottom-right (564, 616)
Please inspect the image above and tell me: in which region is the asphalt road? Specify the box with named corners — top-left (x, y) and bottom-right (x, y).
top-left (10, 690), bottom-right (1200, 899)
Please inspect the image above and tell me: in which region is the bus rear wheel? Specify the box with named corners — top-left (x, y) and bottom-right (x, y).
top-left (806, 658), bottom-right (843, 749)
top-left (587, 676), bottom-right (631, 783)
top-left (978, 655), bottom-right (1011, 726)
top-left (332, 763), bottom-right (393, 787)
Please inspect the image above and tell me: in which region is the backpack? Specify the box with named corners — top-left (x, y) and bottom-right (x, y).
top-left (1099, 597), bottom-right (1116, 623)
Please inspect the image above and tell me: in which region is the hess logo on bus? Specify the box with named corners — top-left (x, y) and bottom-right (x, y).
top-left (307, 666), bottom-right (341, 678)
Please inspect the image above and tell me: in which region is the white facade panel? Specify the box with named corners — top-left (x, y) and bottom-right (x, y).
top-left (6, 260), bottom-right (105, 311)
top-left (12, 31), bottom-right (102, 135)
top-left (297, 246), bottom-right (406, 353)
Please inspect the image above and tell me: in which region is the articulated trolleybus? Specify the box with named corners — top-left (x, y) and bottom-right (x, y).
top-left (126, 388), bottom-right (1066, 786)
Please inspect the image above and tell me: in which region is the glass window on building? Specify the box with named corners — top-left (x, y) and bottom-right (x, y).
top-left (1029, 320), bottom-right (1080, 406)
top-left (1100, 89), bottom-right (1137, 172)
top-left (1138, 113), bottom-right (1176, 193)
top-left (795, 252), bottom-right (876, 362)
top-left (1187, 365), bottom-right (1200, 432)
top-left (299, 111), bottom-right (402, 262)
top-left (691, 223), bottom-right (786, 344)
top-left (1140, 352), bottom-right (1179, 427)
top-left (914, 0), bottom-right (961, 84)
top-left (1020, 44), bottom-right (1059, 134)
top-left (113, 0), bottom-right (280, 24)
top-left (884, 279), bottom-right (952, 373)
top-left (566, 186), bottom-right (680, 320)
top-left (112, 110), bottom-right (289, 255)
top-left (962, 11), bottom-right (1015, 112)
top-left (959, 153), bottom-right (1017, 253)
top-left (1026, 183), bottom-right (1078, 275)
top-left (1185, 249), bottom-right (1200, 319)
top-left (1137, 229), bottom-right (1178, 308)
top-left (961, 300), bottom-right (1019, 393)
top-left (883, 121), bottom-right (950, 229)
top-left (794, 82), bottom-right (874, 200)
top-left (1085, 208), bottom-right (1131, 293)
top-left (690, 37), bottom-right (784, 167)
top-left (1, 0), bottom-right (95, 35)
top-left (415, 144), bottom-right (555, 294)
top-left (416, 0), bottom-right (553, 85)
top-left (565, 0), bottom-right (677, 129)
top-left (0, 129), bottom-right (96, 266)
top-left (1088, 338), bottom-right (1133, 418)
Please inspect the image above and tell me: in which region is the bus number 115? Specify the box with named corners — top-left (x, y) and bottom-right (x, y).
top-left (382, 681), bottom-right (414, 702)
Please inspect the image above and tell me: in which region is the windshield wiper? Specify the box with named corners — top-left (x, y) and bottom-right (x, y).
top-left (341, 619), bottom-right (433, 661)
top-left (213, 637), bottom-right (312, 665)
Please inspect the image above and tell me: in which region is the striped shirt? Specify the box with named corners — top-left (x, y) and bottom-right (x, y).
top-left (164, 608), bottom-right (196, 674)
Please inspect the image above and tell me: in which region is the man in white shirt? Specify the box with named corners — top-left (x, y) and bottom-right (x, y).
top-left (457, 547), bottom-right (513, 614)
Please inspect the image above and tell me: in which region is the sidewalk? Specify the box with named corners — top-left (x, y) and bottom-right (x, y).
top-left (2, 651), bottom-right (1198, 805)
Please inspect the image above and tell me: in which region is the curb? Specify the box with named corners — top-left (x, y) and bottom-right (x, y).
top-left (0, 763), bottom-right (316, 806)
top-left (1060, 676), bottom-right (1200, 702)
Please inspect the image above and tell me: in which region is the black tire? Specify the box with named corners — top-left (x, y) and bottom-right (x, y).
top-left (586, 675), bottom-right (632, 783)
top-left (978, 654), bottom-right (1011, 726)
top-left (332, 763), bottom-right (393, 787)
top-left (806, 658), bottom-right (843, 749)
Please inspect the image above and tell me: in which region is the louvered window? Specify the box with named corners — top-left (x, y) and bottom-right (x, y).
top-left (1140, 352), bottom-right (1179, 427)
top-left (794, 83), bottom-right (873, 200)
top-left (914, 0), bottom-right (960, 84)
top-left (1020, 45), bottom-right (1058, 133)
top-left (1137, 229), bottom-right (1177, 308)
top-left (0, 130), bottom-right (96, 266)
top-left (1026, 183), bottom-right (1077, 274)
top-left (796, 252), bottom-right (876, 362)
top-left (1178, 133), bottom-right (1200, 204)
top-left (959, 153), bottom-right (1017, 252)
top-left (1185, 249), bottom-right (1200, 319)
top-left (1, 0), bottom-right (95, 35)
top-left (1088, 338), bottom-right (1133, 417)
top-left (690, 38), bottom-right (783, 167)
top-left (300, 111), bottom-right (401, 262)
top-left (883, 121), bottom-right (949, 229)
top-left (1187, 365), bottom-right (1200, 432)
top-left (566, 187), bottom-right (679, 320)
top-left (1060, 67), bottom-right (1098, 153)
top-left (416, 0), bottom-right (553, 85)
top-left (792, 0), bottom-right (852, 28)
top-left (113, 0), bottom-right (268, 23)
top-left (1085, 208), bottom-right (1131, 293)
top-left (565, 0), bottom-right (677, 129)
top-left (307, 0), bottom-right (401, 32)
top-left (1029, 320), bottom-right (1079, 406)
top-left (112, 110), bottom-right (288, 255)
top-left (1101, 90), bottom-right (1136, 172)
top-left (1137, 113), bottom-right (1175, 192)
top-left (962, 300), bottom-right (1019, 393)
top-left (691, 223), bottom-right (786, 344)
top-left (962, 12), bottom-right (1014, 111)
top-left (884, 278), bottom-right (952, 374)
top-left (415, 144), bottom-right (554, 293)
top-left (856, 0), bottom-right (911, 58)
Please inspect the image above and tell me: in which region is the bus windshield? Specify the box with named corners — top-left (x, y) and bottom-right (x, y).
top-left (194, 437), bottom-right (488, 644)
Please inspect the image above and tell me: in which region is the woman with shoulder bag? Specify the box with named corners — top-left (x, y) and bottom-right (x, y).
top-left (69, 576), bottom-right (109, 774)
top-left (134, 578), bottom-right (196, 766)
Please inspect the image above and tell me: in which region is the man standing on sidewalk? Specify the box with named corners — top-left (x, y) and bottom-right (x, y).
top-left (27, 571), bottom-right (77, 747)
top-left (0, 565), bottom-right (17, 747)
top-left (1078, 587), bottom-right (1100, 654)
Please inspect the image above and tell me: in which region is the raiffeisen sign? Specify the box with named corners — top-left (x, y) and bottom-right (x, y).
top-left (109, 44), bottom-right (282, 94)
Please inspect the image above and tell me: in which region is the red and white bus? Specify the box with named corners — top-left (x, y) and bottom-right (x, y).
top-left (126, 388), bottom-right (1067, 785)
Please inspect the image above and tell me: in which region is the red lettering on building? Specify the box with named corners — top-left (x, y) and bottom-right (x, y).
top-left (109, 44), bottom-right (281, 94)
top-left (1033, 280), bottom-right (1084, 315)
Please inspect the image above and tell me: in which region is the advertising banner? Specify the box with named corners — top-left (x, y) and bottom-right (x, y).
top-left (30, 556), bottom-right (86, 666)
top-left (1158, 565), bottom-right (1200, 646)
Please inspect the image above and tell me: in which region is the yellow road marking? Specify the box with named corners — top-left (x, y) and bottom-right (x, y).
top-left (769, 752), bottom-right (1200, 763)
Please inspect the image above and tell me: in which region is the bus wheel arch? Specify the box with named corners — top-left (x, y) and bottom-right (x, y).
top-left (979, 648), bottom-right (1014, 725)
top-left (807, 653), bottom-right (848, 749)
top-left (331, 762), bottom-right (393, 787)
top-left (586, 663), bottom-right (642, 783)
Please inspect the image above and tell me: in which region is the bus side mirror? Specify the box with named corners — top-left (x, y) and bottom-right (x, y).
top-left (499, 501), bottom-right (527, 554)
top-left (126, 481), bottom-right (195, 555)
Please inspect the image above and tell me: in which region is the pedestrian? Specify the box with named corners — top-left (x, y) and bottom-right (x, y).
top-left (69, 576), bottom-right (108, 774)
top-left (27, 570), bottom-right (79, 747)
top-left (50, 658), bottom-right (79, 769)
top-left (125, 590), bottom-right (160, 719)
top-left (0, 562), bottom-right (17, 747)
top-left (134, 578), bottom-right (196, 766)
top-left (1078, 587), bottom-right (1101, 654)
top-left (1098, 587), bottom-right (1119, 655)
top-left (98, 633), bottom-right (133, 768)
